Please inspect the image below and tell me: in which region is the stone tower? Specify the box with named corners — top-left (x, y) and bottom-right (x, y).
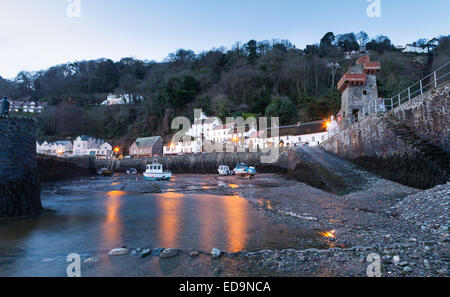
top-left (337, 56), bottom-right (381, 129)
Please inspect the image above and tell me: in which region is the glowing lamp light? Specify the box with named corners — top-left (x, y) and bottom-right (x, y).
top-left (320, 230), bottom-right (337, 239)
top-left (114, 147), bottom-right (120, 153)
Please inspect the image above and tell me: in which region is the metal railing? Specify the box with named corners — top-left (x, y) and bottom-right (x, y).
top-left (348, 61), bottom-right (450, 125)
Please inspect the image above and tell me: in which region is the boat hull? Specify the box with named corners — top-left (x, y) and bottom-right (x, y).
top-left (143, 173), bottom-right (172, 181)
top-left (234, 168), bottom-right (256, 178)
top-left (235, 172), bottom-right (254, 178)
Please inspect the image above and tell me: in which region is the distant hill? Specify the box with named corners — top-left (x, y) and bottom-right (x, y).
top-left (1, 32), bottom-right (448, 143)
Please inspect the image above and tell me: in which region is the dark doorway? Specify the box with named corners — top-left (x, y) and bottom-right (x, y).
top-left (352, 109), bottom-right (359, 122)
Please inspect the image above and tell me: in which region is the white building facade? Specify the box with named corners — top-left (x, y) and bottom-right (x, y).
top-left (248, 119), bottom-right (339, 150)
top-left (164, 112), bottom-right (336, 155)
top-left (10, 101), bottom-right (48, 113)
top-left (36, 141), bottom-right (73, 156)
top-left (101, 94), bottom-right (144, 106)
top-left (72, 136), bottom-right (113, 158)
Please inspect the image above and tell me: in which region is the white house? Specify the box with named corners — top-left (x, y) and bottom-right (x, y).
top-left (72, 136), bottom-right (113, 158)
top-left (163, 111), bottom-right (338, 155)
top-left (101, 93), bottom-right (144, 106)
top-left (211, 123), bottom-right (234, 144)
top-left (164, 139), bottom-right (201, 155)
top-left (36, 140), bottom-right (73, 156)
top-left (186, 112), bottom-right (222, 139)
top-left (10, 101), bottom-right (48, 113)
top-left (248, 118), bottom-right (339, 150)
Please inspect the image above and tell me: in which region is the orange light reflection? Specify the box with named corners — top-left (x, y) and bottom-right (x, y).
top-left (158, 193), bottom-right (183, 247)
top-left (101, 191), bottom-right (126, 249)
top-left (222, 196), bottom-right (248, 252)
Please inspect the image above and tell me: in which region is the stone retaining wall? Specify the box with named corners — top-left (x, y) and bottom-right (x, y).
top-left (95, 151), bottom-right (288, 174)
top-left (0, 115), bottom-right (42, 218)
top-left (322, 82), bottom-right (450, 158)
top-left (321, 83), bottom-right (450, 189)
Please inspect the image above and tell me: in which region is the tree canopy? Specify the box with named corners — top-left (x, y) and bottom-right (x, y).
top-left (1, 32), bottom-right (448, 142)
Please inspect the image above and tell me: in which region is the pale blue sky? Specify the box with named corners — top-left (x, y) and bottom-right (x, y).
top-left (1, 0), bottom-right (449, 78)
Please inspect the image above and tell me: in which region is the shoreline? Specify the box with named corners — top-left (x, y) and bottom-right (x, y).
top-left (4, 173), bottom-right (448, 277)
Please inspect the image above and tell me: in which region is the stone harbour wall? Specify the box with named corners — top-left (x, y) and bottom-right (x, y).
top-left (0, 115), bottom-right (42, 218)
top-left (95, 151), bottom-right (288, 174)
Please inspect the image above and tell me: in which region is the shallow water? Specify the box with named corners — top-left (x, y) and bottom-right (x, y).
top-left (0, 175), bottom-right (324, 276)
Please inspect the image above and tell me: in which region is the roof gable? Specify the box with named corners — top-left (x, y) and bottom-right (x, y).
top-left (134, 136), bottom-right (162, 148)
top-left (267, 121), bottom-right (328, 137)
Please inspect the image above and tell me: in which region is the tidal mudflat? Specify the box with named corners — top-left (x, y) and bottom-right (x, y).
top-left (0, 174), bottom-right (447, 277)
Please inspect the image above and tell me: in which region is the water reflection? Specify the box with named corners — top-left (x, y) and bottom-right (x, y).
top-left (101, 191), bottom-right (125, 249)
top-left (155, 192), bottom-right (249, 252)
top-left (222, 196), bottom-right (248, 252)
top-left (0, 179), bottom-right (326, 276)
top-left (158, 192), bottom-right (183, 247)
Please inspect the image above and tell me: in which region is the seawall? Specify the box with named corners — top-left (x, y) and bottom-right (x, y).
top-left (37, 155), bottom-right (91, 182)
top-left (0, 115), bottom-right (42, 218)
top-left (321, 83), bottom-right (450, 189)
top-left (94, 151), bottom-right (288, 174)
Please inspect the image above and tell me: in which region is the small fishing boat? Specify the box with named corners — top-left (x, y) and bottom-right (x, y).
top-left (218, 165), bottom-right (232, 176)
top-left (143, 164), bottom-right (172, 181)
top-left (127, 168), bottom-right (138, 175)
top-left (233, 163), bottom-right (256, 178)
top-left (98, 168), bottom-right (114, 177)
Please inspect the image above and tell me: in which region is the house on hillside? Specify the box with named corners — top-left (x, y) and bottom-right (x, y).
top-left (9, 100), bottom-right (48, 113)
top-left (129, 136), bottom-right (163, 158)
top-left (101, 93), bottom-right (144, 105)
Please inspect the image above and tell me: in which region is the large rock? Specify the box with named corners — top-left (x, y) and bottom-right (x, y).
top-left (109, 248), bottom-right (130, 256)
top-left (160, 248), bottom-right (179, 258)
top-left (211, 248), bottom-right (222, 258)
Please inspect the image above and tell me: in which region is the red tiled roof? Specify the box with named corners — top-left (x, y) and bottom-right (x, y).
top-left (356, 56), bottom-right (370, 65)
top-left (338, 73), bottom-right (367, 92)
top-left (364, 62), bottom-right (381, 74)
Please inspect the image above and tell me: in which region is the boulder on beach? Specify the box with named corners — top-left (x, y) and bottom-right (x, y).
top-left (109, 248), bottom-right (130, 256)
top-left (152, 248), bottom-right (164, 256)
top-left (140, 249), bottom-right (152, 258)
top-left (160, 248), bottom-right (179, 258)
top-left (212, 248), bottom-right (222, 258)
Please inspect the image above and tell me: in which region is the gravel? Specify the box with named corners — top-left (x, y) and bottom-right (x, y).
top-left (393, 182), bottom-right (449, 237)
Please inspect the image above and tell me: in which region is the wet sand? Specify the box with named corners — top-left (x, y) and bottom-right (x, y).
top-left (1, 173), bottom-right (447, 277)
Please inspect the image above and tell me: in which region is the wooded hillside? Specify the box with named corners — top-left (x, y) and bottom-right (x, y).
top-left (1, 32), bottom-right (448, 143)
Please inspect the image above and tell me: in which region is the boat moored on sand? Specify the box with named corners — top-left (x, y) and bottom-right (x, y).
top-left (233, 163), bottom-right (256, 178)
top-left (218, 165), bottom-right (232, 176)
top-left (143, 164), bottom-right (172, 181)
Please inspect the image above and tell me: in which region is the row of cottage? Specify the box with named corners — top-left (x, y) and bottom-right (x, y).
top-left (37, 113), bottom-right (339, 158)
top-left (162, 112), bottom-right (340, 155)
top-left (37, 136), bottom-right (115, 158)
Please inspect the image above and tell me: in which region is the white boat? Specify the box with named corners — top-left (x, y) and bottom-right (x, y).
top-left (218, 165), bottom-right (232, 176)
top-left (143, 164), bottom-right (172, 181)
